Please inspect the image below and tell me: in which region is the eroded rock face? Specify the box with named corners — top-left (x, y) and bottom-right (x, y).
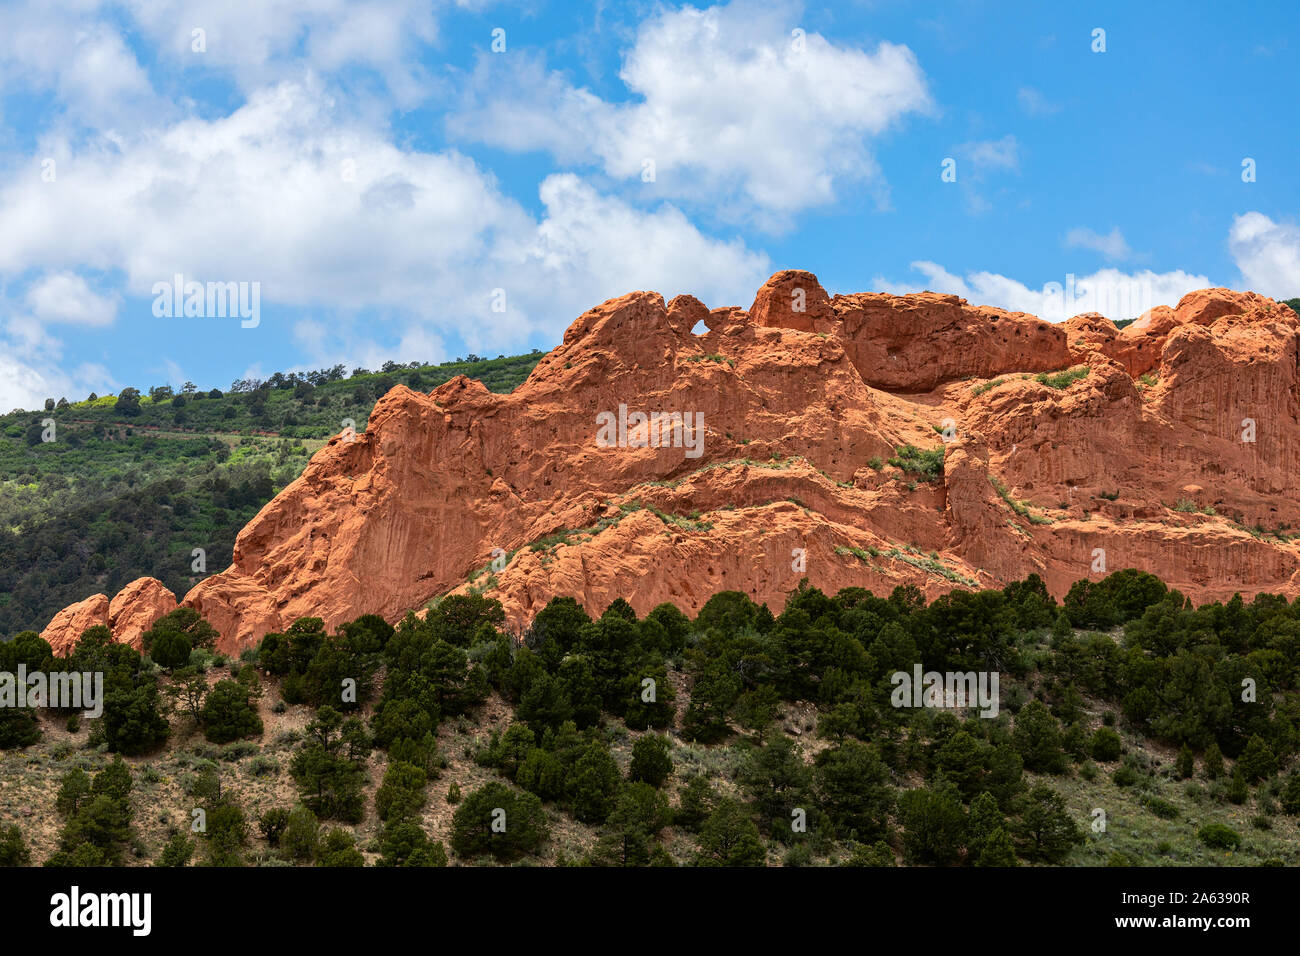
top-left (38, 274), bottom-right (1300, 653)
top-left (108, 577), bottom-right (178, 651)
top-left (749, 270), bottom-right (835, 333)
top-left (834, 291), bottom-right (1071, 392)
top-left (41, 578), bottom-right (179, 656)
top-left (40, 594), bottom-right (109, 656)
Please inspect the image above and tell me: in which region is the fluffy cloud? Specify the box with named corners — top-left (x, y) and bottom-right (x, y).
top-left (1229, 212), bottom-right (1300, 299)
top-left (0, 335), bottom-right (116, 414)
top-left (25, 272), bottom-right (119, 326)
top-left (0, 0), bottom-right (162, 131)
top-left (0, 80), bottom-right (769, 394)
top-left (1064, 226), bottom-right (1131, 262)
top-left (449, 0), bottom-right (932, 225)
top-left (0, 354), bottom-right (87, 413)
top-left (124, 0), bottom-right (451, 104)
top-left (875, 261), bottom-right (1211, 321)
top-left (0, 0), bottom-right (472, 129)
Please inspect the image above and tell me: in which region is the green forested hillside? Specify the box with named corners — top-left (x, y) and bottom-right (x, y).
top-left (0, 353), bottom-right (542, 637)
top-left (2, 570), bottom-right (1299, 868)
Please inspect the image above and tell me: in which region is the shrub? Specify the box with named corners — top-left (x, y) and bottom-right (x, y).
top-left (1112, 763), bottom-right (1141, 788)
top-left (281, 806), bottom-right (320, 862)
top-left (201, 680), bottom-right (263, 744)
top-left (259, 808), bottom-right (290, 846)
top-left (1035, 366), bottom-right (1089, 389)
top-left (317, 828), bottom-right (365, 867)
top-left (1140, 795), bottom-right (1179, 820)
top-left (887, 445), bottom-right (945, 482)
top-left (1089, 726), bottom-right (1122, 762)
top-left (629, 735), bottom-right (674, 788)
top-left (450, 782), bottom-right (549, 862)
top-left (0, 824), bottom-right (30, 866)
top-left (1280, 773), bottom-right (1300, 815)
top-left (1197, 823), bottom-right (1241, 851)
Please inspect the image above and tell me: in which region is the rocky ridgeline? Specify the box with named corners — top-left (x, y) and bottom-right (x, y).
top-left (40, 271), bottom-right (1300, 655)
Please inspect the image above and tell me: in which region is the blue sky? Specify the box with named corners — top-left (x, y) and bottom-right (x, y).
top-left (0, 0), bottom-right (1295, 410)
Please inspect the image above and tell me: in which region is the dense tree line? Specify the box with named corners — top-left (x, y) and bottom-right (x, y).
top-left (5, 568), bottom-right (1300, 865)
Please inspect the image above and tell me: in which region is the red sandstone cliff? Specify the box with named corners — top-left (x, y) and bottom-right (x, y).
top-left (39, 273), bottom-right (1300, 655)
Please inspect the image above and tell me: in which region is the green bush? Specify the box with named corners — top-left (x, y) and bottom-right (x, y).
top-left (887, 445), bottom-right (945, 482)
top-left (1140, 794), bottom-right (1179, 820)
top-left (1034, 366), bottom-right (1089, 389)
top-left (1197, 823), bottom-right (1241, 851)
top-left (450, 782), bottom-right (549, 862)
top-left (629, 734), bottom-right (674, 788)
top-left (1089, 726), bottom-right (1122, 762)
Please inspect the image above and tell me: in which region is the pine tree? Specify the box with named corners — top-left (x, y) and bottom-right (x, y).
top-left (629, 734), bottom-right (674, 788)
top-left (976, 827), bottom-right (1018, 867)
top-left (1204, 741), bottom-right (1224, 779)
top-left (1226, 767), bottom-right (1249, 805)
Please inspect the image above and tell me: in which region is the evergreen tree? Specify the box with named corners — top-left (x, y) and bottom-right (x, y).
top-left (695, 800), bottom-right (766, 867)
top-left (976, 827), bottom-right (1018, 867)
top-left (317, 829), bottom-right (365, 867)
top-left (450, 782), bottom-right (549, 862)
top-left (898, 782), bottom-right (966, 866)
top-left (567, 740), bottom-right (621, 824)
top-left (1236, 735), bottom-right (1278, 783)
top-left (1279, 772), bottom-right (1300, 815)
top-left (629, 734), bottom-right (674, 788)
top-left (593, 782), bottom-right (671, 866)
top-left (201, 679), bottom-right (263, 743)
top-left (1203, 741), bottom-right (1224, 779)
top-left (1013, 785), bottom-right (1083, 863)
top-left (1012, 700), bottom-right (1066, 774)
top-left (0, 824), bottom-right (30, 866)
top-left (815, 740), bottom-right (893, 842)
top-left (738, 732), bottom-right (814, 834)
top-left (289, 706), bottom-right (368, 822)
top-left (281, 806), bottom-right (320, 862)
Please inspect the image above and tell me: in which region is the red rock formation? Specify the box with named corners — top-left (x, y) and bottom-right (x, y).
top-left (108, 577), bottom-right (178, 651)
top-left (40, 594), bottom-right (109, 656)
top-left (39, 274), bottom-right (1300, 654)
top-left (835, 291), bottom-right (1071, 391)
top-left (749, 269), bottom-right (835, 333)
top-left (40, 578), bottom-right (178, 656)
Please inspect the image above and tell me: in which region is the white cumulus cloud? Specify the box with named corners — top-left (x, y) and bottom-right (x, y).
top-left (874, 261), bottom-right (1211, 322)
top-left (448, 0), bottom-right (933, 225)
top-left (0, 80), bottom-right (771, 397)
top-left (25, 272), bottom-right (120, 326)
top-left (1229, 212), bottom-right (1300, 299)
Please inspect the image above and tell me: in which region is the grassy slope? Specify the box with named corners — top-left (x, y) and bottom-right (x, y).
top-left (1, 648), bottom-right (1291, 867)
